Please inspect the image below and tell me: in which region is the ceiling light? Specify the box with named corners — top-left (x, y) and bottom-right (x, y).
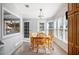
top-left (38, 9), bottom-right (44, 19)
top-left (25, 5), bottom-right (29, 8)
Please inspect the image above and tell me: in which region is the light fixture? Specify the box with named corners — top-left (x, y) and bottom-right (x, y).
top-left (25, 5), bottom-right (29, 8)
top-left (38, 9), bottom-right (44, 19)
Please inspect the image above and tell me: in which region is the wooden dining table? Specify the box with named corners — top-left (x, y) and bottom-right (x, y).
top-left (31, 36), bottom-right (51, 53)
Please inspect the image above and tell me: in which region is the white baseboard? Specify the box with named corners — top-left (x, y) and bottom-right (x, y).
top-left (23, 38), bottom-right (30, 42)
top-left (15, 40), bottom-right (23, 46)
top-left (10, 40), bottom-right (23, 55)
top-left (54, 41), bottom-right (68, 53)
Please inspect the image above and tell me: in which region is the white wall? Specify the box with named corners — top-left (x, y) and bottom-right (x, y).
top-left (23, 18), bottom-right (38, 33)
top-left (0, 3), bottom-right (23, 55)
top-left (23, 18), bottom-right (47, 34)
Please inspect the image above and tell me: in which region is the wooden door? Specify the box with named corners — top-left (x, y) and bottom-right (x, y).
top-left (68, 3), bottom-right (79, 55)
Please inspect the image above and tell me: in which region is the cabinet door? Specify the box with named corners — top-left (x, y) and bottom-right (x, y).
top-left (76, 3), bottom-right (79, 10)
top-left (68, 3), bottom-right (79, 55)
top-left (68, 4), bottom-right (75, 13)
top-left (68, 15), bottom-right (74, 43)
top-left (75, 11), bottom-right (79, 54)
top-left (68, 14), bottom-right (74, 54)
top-left (68, 45), bottom-right (73, 55)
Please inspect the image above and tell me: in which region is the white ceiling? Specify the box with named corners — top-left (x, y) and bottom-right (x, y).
top-left (10, 3), bottom-right (67, 19)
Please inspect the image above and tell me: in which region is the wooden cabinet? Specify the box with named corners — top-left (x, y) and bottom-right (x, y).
top-left (68, 4), bottom-right (75, 15)
top-left (68, 44), bottom-right (73, 54)
top-left (68, 13), bottom-right (74, 55)
top-left (68, 3), bottom-right (79, 55)
top-left (76, 4), bottom-right (79, 9)
top-left (68, 15), bottom-right (73, 43)
top-left (75, 12), bottom-right (79, 55)
top-left (68, 4), bottom-right (74, 12)
top-left (76, 12), bottom-right (79, 45)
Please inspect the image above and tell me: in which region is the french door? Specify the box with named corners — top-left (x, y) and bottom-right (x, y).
top-left (24, 22), bottom-right (29, 38)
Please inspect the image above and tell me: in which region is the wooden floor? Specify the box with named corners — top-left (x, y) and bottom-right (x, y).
top-left (12, 42), bottom-right (67, 55)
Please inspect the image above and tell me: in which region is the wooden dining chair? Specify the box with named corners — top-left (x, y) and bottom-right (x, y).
top-left (48, 32), bottom-right (54, 50)
top-left (29, 32), bottom-right (33, 48)
top-left (37, 32), bottom-right (45, 37)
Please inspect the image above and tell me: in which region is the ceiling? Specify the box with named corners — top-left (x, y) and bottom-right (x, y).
top-left (13, 3), bottom-right (67, 19)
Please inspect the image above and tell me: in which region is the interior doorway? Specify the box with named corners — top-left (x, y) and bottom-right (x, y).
top-left (24, 22), bottom-right (29, 38)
